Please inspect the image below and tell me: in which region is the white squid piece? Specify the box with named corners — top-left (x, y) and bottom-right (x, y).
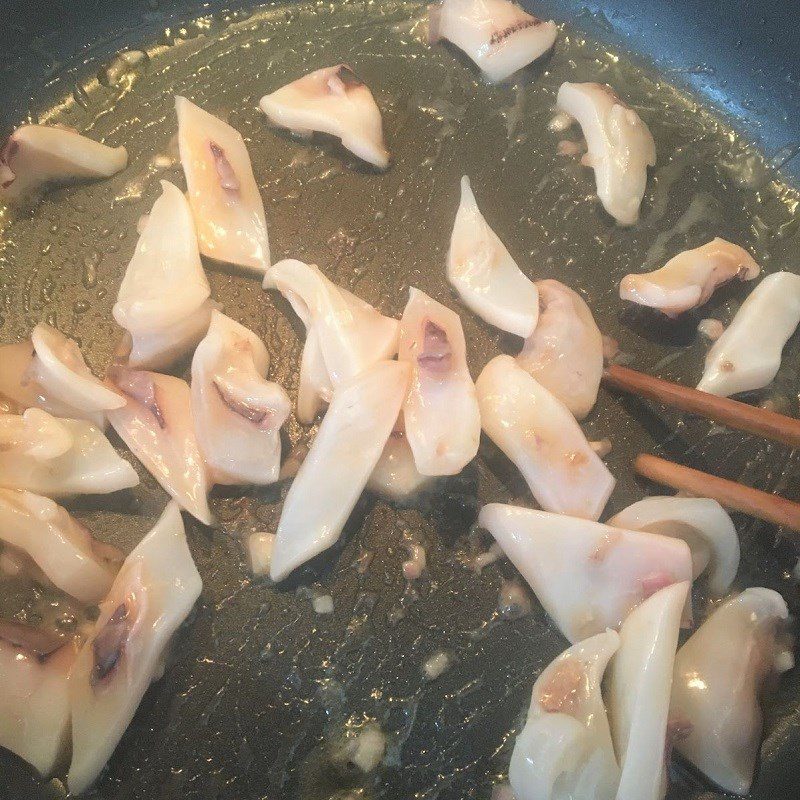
top-left (479, 504), bottom-right (692, 643)
top-left (259, 64), bottom-right (389, 170)
top-left (0, 125), bottom-right (127, 202)
top-left (607, 581), bottom-right (689, 800)
top-left (0, 340), bottom-right (39, 412)
top-left (105, 367), bottom-right (212, 524)
top-left (608, 496), bottom-right (739, 596)
top-left (516, 279), bottom-right (603, 420)
top-left (476, 356), bottom-right (614, 520)
top-left (368, 430), bottom-right (434, 501)
top-left (191, 311), bottom-right (290, 485)
top-left (113, 180), bottom-right (213, 370)
top-left (67, 501), bottom-right (202, 795)
top-left (0, 621), bottom-right (79, 776)
top-left (670, 588), bottom-right (793, 795)
top-left (697, 271), bottom-right (800, 397)
top-left (270, 360), bottom-right (409, 581)
top-left (556, 82), bottom-right (655, 225)
top-left (176, 96), bottom-right (270, 274)
top-left (509, 630), bottom-right (621, 800)
top-left (264, 259), bottom-right (399, 423)
top-left (0, 488), bottom-right (119, 602)
top-left (428, 0), bottom-right (558, 83)
top-left (399, 288), bottom-right (480, 475)
top-left (0, 408), bottom-right (139, 496)
top-left (447, 176), bottom-right (539, 338)
top-left (620, 238), bottom-right (760, 318)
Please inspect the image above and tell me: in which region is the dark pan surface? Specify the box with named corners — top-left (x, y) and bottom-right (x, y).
top-left (0, 2), bottom-right (799, 798)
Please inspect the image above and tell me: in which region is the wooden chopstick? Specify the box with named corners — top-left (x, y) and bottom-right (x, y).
top-left (603, 364), bottom-right (800, 449)
top-left (635, 453), bottom-right (800, 534)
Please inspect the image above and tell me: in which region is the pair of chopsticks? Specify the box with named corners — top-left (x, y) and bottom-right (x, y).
top-left (603, 364), bottom-right (800, 534)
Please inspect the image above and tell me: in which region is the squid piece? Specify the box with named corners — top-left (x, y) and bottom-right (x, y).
top-left (67, 501), bottom-right (203, 795)
top-left (478, 504), bottom-right (692, 642)
top-left (0, 489), bottom-right (119, 602)
top-left (176, 96), bottom-right (270, 274)
top-left (191, 310), bottom-right (290, 485)
top-left (428, 0), bottom-right (558, 83)
top-left (0, 621), bottom-right (79, 776)
top-left (608, 496), bottom-right (739, 596)
top-left (607, 581), bottom-right (690, 800)
top-left (556, 82), bottom-right (655, 225)
top-left (0, 125), bottom-right (127, 202)
top-left (368, 430), bottom-right (434, 501)
top-left (270, 360), bottom-right (410, 581)
top-left (447, 176), bottom-right (539, 338)
top-left (259, 65), bottom-right (390, 170)
top-left (0, 408), bottom-right (139, 496)
top-left (0, 340), bottom-right (39, 411)
top-left (670, 588), bottom-right (792, 795)
top-left (106, 367), bottom-right (211, 524)
top-left (475, 356), bottom-right (614, 520)
top-left (697, 271), bottom-right (800, 397)
top-left (399, 288), bottom-right (480, 475)
top-left (509, 631), bottom-right (620, 800)
top-left (516, 279), bottom-right (603, 420)
top-left (113, 180), bottom-right (212, 370)
top-left (620, 239), bottom-right (760, 318)
top-left (264, 259), bottom-right (399, 422)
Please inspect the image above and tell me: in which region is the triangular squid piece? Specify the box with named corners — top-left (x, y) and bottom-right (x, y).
top-left (105, 366), bottom-right (212, 524)
top-left (176, 97), bottom-right (270, 274)
top-left (0, 125), bottom-right (127, 202)
top-left (478, 503), bottom-right (693, 642)
top-left (670, 587), bottom-right (792, 795)
top-left (428, 0), bottom-right (558, 83)
top-left (476, 356), bottom-right (614, 520)
top-left (509, 630), bottom-right (620, 800)
top-left (191, 310), bottom-right (290, 485)
top-left (0, 488), bottom-right (119, 602)
top-left (517, 279), bottom-right (603, 420)
top-left (259, 64), bottom-right (389, 169)
top-left (368, 429), bottom-right (434, 502)
top-left (113, 180), bottom-right (212, 370)
top-left (270, 360), bottom-right (410, 581)
top-left (399, 288), bottom-right (480, 476)
top-left (67, 501), bottom-right (202, 795)
top-left (608, 496), bottom-right (739, 596)
top-left (0, 408), bottom-right (139, 496)
top-left (607, 581), bottom-right (690, 800)
top-left (447, 176), bottom-right (539, 338)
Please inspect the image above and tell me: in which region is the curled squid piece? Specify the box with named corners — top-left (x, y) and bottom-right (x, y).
top-left (270, 360), bottom-right (410, 581)
top-left (607, 581), bottom-right (690, 800)
top-left (399, 288), bottom-right (480, 475)
top-left (478, 504), bottom-right (692, 642)
top-left (0, 408), bottom-right (139, 496)
top-left (176, 97), bottom-right (270, 274)
top-left (620, 239), bottom-right (760, 318)
top-left (428, 0), bottom-right (558, 83)
top-left (0, 488), bottom-right (120, 602)
top-left (106, 367), bottom-right (212, 524)
top-left (264, 259), bottom-right (399, 423)
top-left (476, 356), bottom-right (614, 520)
top-left (697, 271), bottom-right (800, 397)
top-left (608, 496), bottom-right (739, 596)
top-left (191, 310), bottom-right (290, 486)
top-left (0, 125), bottom-right (127, 203)
top-left (509, 630), bottom-right (620, 800)
top-left (447, 176), bottom-right (539, 338)
top-left (259, 64), bottom-right (389, 170)
top-left (670, 588), bottom-right (793, 795)
top-left (113, 180), bottom-right (213, 370)
top-left (516, 279), bottom-right (603, 420)
top-left (556, 82), bottom-right (655, 225)
top-left (67, 501), bottom-right (202, 795)
top-left (0, 621), bottom-right (79, 776)
top-left (368, 429), bottom-right (434, 502)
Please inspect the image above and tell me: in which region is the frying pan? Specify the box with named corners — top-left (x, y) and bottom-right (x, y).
top-left (1, 1), bottom-right (799, 798)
